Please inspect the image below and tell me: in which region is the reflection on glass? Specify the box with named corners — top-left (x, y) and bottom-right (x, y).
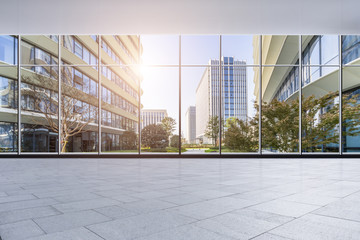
top-left (100, 65), bottom-right (140, 153)
top-left (62, 35), bottom-right (98, 66)
top-left (140, 35), bottom-right (178, 65)
top-left (21, 36), bottom-right (58, 65)
top-left (0, 66), bottom-right (18, 152)
top-left (2, 34), bottom-right (359, 156)
top-left (343, 66), bottom-right (360, 152)
top-left (101, 35), bottom-right (140, 66)
top-left (222, 66), bottom-right (259, 153)
top-left (21, 55), bottom-right (59, 152)
top-left (261, 66), bottom-right (299, 153)
top-left (61, 66), bottom-right (98, 153)
top-left (181, 35), bottom-right (219, 65)
top-left (182, 67), bottom-right (220, 154)
top-left (0, 35), bottom-right (18, 65)
top-left (342, 35), bottom-right (360, 65)
top-left (302, 35), bottom-right (339, 66)
top-left (262, 35), bottom-right (299, 65)
top-left (140, 67), bottom-right (179, 153)
top-left (302, 67), bottom-right (339, 152)
top-left (222, 35), bottom-right (259, 65)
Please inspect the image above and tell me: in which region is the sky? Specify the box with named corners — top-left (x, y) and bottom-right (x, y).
top-left (140, 35), bottom-right (257, 134)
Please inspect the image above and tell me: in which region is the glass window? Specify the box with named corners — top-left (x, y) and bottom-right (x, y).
top-left (302, 66), bottom-right (339, 153)
top-left (90, 35), bottom-right (97, 42)
top-left (309, 38), bottom-right (320, 65)
top-left (90, 79), bottom-right (97, 97)
top-left (222, 35), bottom-right (259, 65)
top-left (21, 41), bottom-right (35, 65)
top-left (90, 54), bottom-right (97, 67)
top-left (343, 66), bottom-right (360, 153)
top-left (342, 35), bottom-right (360, 64)
top-left (83, 75), bottom-right (90, 94)
top-left (262, 35), bottom-right (299, 65)
top-left (262, 66), bottom-right (299, 153)
top-left (74, 40), bottom-right (83, 58)
top-left (35, 48), bottom-right (51, 65)
top-left (0, 35), bottom-right (17, 65)
top-left (140, 35), bottom-right (179, 65)
top-left (181, 35), bottom-right (219, 65)
top-left (63, 36), bottom-right (74, 51)
top-left (320, 35), bottom-right (339, 65)
top-left (61, 66), bottom-right (98, 153)
top-left (141, 67), bottom-right (178, 154)
top-left (83, 48), bottom-right (90, 64)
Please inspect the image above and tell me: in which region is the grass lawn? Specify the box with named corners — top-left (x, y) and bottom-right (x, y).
top-left (141, 147), bottom-right (187, 153)
top-left (101, 150), bottom-right (138, 153)
top-left (204, 147), bottom-right (254, 153)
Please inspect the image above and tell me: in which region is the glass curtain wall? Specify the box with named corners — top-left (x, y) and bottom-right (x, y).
top-left (2, 34), bottom-right (360, 155)
top-left (261, 35), bottom-right (300, 154)
top-left (61, 36), bottom-right (99, 153)
top-left (101, 35), bottom-right (141, 153)
top-left (181, 35), bottom-right (220, 154)
top-left (221, 35), bottom-right (259, 154)
top-left (0, 66), bottom-right (18, 153)
top-left (20, 35), bottom-right (59, 153)
top-left (140, 35), bottom-right (179, 154)
top-left (301, 35), bottom-right (340, 153)
top-left (0, 35), bottom-right (18, 153)
top-left (342, 35), bottom-right (360, 153)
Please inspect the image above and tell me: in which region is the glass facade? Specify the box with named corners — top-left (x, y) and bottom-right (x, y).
top-left (1, 35), bottom-right (360, 155)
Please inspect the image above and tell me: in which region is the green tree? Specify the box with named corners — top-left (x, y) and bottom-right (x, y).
top-left (224, 117), bottom-right (258, 152)
top-left (122, 130), bottom-right (137, 150)
top-left (170, 135), bottom-right (180, 148)
top-left (204, 116), bottom-right (224, 146)
top-left (141, 124), bottom-right (169, 149)
top-left (251, 91), bottom-right (360, 153)
top-left (260, 98), bottom-right (299, 152)
top-left (161, 117), bottom-right (176, 138)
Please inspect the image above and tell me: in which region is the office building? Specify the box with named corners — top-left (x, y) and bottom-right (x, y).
top-left (195, 57), bottom-right (247, 144)
top-left (141, 109), bottom-right (168, 129)
top-left (253, 35), bottom-right (360, 152)
top-left (0, 35), bottom-right (141, 152)
top-left (184, 106), bottom-right (196, 144)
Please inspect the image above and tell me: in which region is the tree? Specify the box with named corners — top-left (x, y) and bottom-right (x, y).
top-left (122, 130), bottom-right (137, 150)
top-left (161, 117), bottom-right (176, 138)
top-left (141, 124), bottom-right (169, 149)
top-left (224, 117), bottom-right (258, 152)
top-left (170, 135), bottom-right (179, 148)
top-left (260, 98), bottom-right (299, 152)
top-left (204, 116), bottom-right (223, 146)
top-left (251, 91), bottom-right (360, 152)
top-left (22, 70), bottom-right (96, 152)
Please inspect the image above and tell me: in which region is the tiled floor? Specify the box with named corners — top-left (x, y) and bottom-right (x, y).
top-left (0, 158), bottom-right (360, 240)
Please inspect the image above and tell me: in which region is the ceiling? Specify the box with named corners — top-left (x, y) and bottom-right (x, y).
top-left (1, 0), bottom-right (360, 34)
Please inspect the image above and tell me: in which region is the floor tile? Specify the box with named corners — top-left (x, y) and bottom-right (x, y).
top-left (34, 210), bottom-right (110, 233)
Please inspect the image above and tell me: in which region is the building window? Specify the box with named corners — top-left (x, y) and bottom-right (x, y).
top-left (0, 35), bottom-right (17, 65)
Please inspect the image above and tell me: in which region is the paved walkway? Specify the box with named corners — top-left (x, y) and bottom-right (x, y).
top-left (0, 157), bottom-right (360, 239)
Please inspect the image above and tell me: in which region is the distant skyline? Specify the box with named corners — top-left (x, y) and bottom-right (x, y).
top-left (140, 35), bottom-right (257, 133)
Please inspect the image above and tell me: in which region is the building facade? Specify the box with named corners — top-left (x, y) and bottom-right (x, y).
top-left (184, 106), bottom-right (196, 144)
top-left (253, 35), bottom-right (360, 152)
top-left (195, 57), bottom-right (247, 144)
top-left (0, 35), bottom-right (141, 153)
top-left (140, 109), bottom-right (168, 129)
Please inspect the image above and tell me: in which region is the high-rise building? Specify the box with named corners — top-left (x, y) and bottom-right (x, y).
top-left (195, 57), bottom-right (247, 144)
top-left (0, 35), bottom-right (141, 152)
top-left (253, 35), bottom-right (360, 152)
top-left (141, 109), bottom-right (168, 129)
top-left (184, 106), bottom-right (196, 144)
